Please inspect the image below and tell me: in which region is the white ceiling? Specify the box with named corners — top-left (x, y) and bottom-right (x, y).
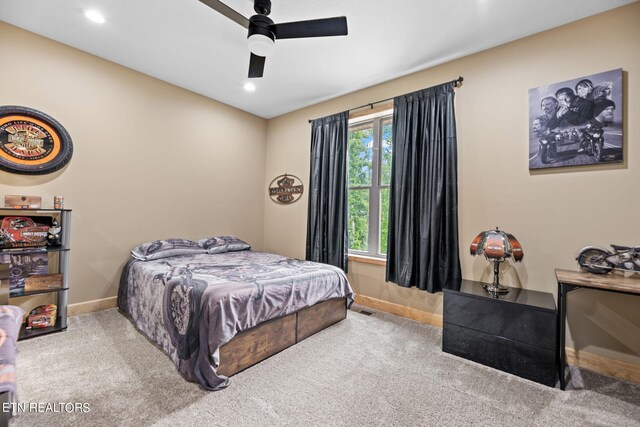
top-left (0, 0), bottom-right (635, 119)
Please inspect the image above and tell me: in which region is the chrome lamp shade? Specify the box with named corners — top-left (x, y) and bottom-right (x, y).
top-left (470, 227), bottom-right (524, 295)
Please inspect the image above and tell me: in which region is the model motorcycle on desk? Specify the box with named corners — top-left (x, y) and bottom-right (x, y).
top-left (577, 244), bottom-right (640, 274)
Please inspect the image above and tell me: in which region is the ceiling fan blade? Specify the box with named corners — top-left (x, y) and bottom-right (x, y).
top-left (248, 53), bottom-right (266, 78)
top-left (198, 0), bottom-right (250, 28)
top-left (271, 16), bottom-right (348, 40)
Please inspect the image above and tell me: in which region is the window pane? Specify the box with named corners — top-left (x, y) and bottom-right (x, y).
top-left (348, 188), bottom-right (369, 251)
top-left (379, 187), bottom-right (389, 254)
top-left (348, 124), bottom-right (373, 187)
top-left (380, 119), bottom-right (393, 186)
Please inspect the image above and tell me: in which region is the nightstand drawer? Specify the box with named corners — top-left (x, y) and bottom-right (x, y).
top-left (443, 322), bottom-right (557, 387)
top-left (444, 290), bottom-right (556, 350)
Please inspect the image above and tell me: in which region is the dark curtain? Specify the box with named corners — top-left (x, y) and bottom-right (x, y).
top-left (386, 82), bottom-right (461, 293)
top-left (306, 111), bottom-right (349, 272)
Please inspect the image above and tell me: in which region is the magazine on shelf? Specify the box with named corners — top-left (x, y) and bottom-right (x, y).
top-left (0, 253), bottom-right (49, 291)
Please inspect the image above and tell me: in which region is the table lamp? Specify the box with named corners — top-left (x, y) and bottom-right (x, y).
top-left (470, 227), bottom-right (524, 295)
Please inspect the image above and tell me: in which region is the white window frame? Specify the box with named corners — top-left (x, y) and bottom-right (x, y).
top-left (347, 111), bottom-right (393, 258)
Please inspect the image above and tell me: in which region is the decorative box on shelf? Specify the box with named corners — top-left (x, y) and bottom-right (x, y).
top-left (0, 216), bottom-right (50, 249)
top-left (4, 195), bottom-right (42, 209)
top-left (26, 304), bottom-right (57, 329)
top-left (25, 274), bottom-right (63, 292)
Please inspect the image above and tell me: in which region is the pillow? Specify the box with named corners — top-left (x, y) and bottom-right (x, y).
top-left (131, 238), bottom-right (206, 261)
top-left (198, 236), bottom-right (251, 254)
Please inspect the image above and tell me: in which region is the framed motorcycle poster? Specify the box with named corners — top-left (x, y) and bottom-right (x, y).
top-left (528, 68), bottom-right (622, 170)
top-left (0, 105), bottom-right (73, 175)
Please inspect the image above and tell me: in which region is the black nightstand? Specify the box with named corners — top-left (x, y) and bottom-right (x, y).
top-left (442, 279), bottom-right (557, 387)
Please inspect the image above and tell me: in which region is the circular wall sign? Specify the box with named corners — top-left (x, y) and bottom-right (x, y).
top-left (268, 174), bottom-right (304, 205)
top-left (0, 106), bottom-right (73, 175)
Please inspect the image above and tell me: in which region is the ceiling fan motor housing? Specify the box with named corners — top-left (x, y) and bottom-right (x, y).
top-left (254, 0), bottom-right (271, 15)
top-left (248, 15), bottom-right (275, 42)
top-left (247, 14), bottom-right (275, 57)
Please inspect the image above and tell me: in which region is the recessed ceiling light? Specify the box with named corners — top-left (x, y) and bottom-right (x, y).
top-left (244, 83), bottom-right (256, 92)
top-left (84, 10), bottom-right (106, 24)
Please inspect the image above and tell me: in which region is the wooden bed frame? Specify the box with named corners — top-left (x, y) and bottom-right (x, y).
top-left (218, 297), bottom-right (347, 377)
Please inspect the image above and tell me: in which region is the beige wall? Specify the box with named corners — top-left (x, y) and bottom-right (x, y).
top-left (263, 4), bottom-right (640, 364)
top-left (0, 22), bottom-right (267, 306)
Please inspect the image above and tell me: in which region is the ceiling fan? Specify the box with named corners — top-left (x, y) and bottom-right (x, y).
top-left (199, 0), bottom-right (348, 78)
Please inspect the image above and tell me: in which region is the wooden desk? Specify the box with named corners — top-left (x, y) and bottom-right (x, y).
top-left (555, 269), bottom-right (640, 389)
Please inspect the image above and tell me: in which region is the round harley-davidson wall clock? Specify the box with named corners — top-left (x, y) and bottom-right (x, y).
top-left (0, 106), bottom-right (73, 175)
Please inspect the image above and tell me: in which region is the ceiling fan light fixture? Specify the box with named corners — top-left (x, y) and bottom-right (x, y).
top-left (200, 0), bottom-right (348, 78)
top-left (247, 33), bottom-right (275, 57)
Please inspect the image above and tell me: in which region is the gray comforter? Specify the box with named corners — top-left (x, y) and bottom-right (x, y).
top-left (117, 250), bottom-right (353, 390)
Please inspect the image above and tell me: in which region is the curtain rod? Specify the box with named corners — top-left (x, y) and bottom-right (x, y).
top-left (307, 76), bottom-right (463, 123)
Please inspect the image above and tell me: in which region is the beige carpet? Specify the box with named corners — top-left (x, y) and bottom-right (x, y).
top-left (11, 307), bottom-right (640, 426)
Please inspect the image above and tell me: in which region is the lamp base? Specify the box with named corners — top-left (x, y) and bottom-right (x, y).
top-left (483, 283), bottom-right (510, 295)
top-left (484, 259), bottom-right (510, 295)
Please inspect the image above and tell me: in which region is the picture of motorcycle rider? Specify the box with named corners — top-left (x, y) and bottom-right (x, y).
top-left (593, 99), bottom-right (616, 126)
top-left (531, 115), bottom-right (549, 135)
top-left (577, 121), bottom-right (598, 153)
top-left (575, 79), bottom-right (594, 100)
top-left (578, 108), bottom-right (611, 154)
top-left (555, 87), bottom-right (594, 126)
top-left (592, 81), bottom-right (613, 101)
top-left (539, 96), bottom-right (562, 130)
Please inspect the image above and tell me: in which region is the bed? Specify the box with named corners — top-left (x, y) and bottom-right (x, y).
top-left (117, 238), bottom-right (353, 390)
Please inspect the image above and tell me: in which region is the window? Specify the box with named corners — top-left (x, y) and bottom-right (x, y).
top-left (347, 113), bottom-right (393, 257)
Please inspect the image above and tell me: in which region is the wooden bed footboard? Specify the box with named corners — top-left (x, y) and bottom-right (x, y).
top-left (297, 297), bottom-right (347, 341)
top-left (218, 297), bottom-right (347, 377)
